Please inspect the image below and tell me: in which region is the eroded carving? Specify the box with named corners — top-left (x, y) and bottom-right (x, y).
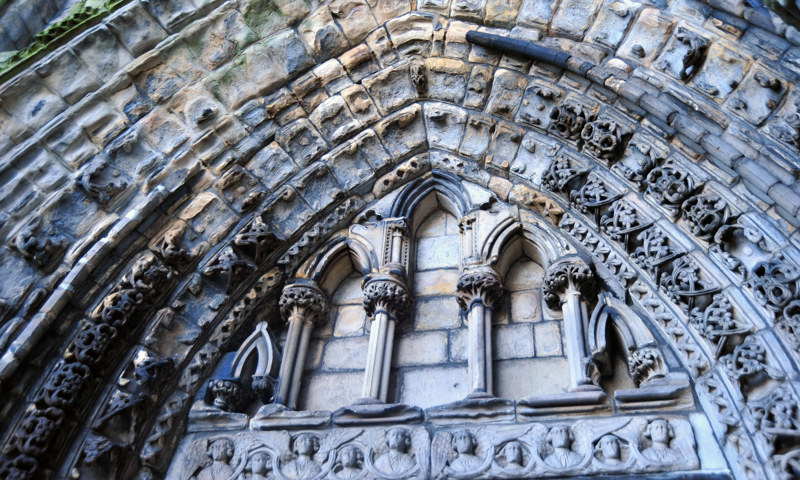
top-left (9, 217), bottom-right (68, 269)
top-left (612, 139), bottom-right (665, 187)
top-left (645, 166), bottom-right (695, 216)
top-left (570, 177), bottom-right (621, 224)
top-left (632, 226), bottom-right (683, 279)
top-left (689, 294), bottom-right (753, 358)
top-left (362, 275), bottom-right (413, 321)
top-left (549, 101), bottom-right (594, 140)
top-left (640, 419), bottom-right (680, 464)
top-left (599, 201), bottom-right (651, 250)
top-left (581, 120), bottom-right (625, 160)
top-left (202, 246), bottom-right (256, 294)
top-left (542, 156), bottom-right (585, 193)
top-left (747, 256), bottom-right (800, 312)
top-left (681, 194), bottom-right (729, 242)
top-left (234, 215), bottom-right (282, 263)
top-left (657, 27), bottom-right (708, 81)
top-left (627, 347), bottom-right (666, 387)
top-left (658, 256), bottom-right (719, 313)
top-left (720, 336), bottom-right (783, 395)
top-left (543, 425), bottom-right (582, 469)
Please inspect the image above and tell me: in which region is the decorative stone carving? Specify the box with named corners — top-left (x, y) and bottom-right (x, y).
top-left (612, 138), bottom-right (665, 187)
top-left (777, 300), bottom-right (800, 354)
top-left (750, 382), bottom-right (800, 455)
top-left (689, 294), bottom-right (753, 358)
top-left (202, 246), bottom-right (256, 294)
top-left (183, 437), bottom-right (235, 480)
top-left (5, 406), bottom-right (64, 458)
top-left (599, 201), bottom-right (650, 250)
top-left (681, 194), bottom-right (729, 242)
top-left (658, 256), bottom-right (719, 313)
top-left (645, 165), bottom-right (695, 217)
top-left (362, 275), bottom-right (413, 321)
top-left (37, 361), bottom-right (91, 410)
top-left (205, 379), bottom-right (252, 413)
top-left (772, 97), bottom-right (800, 149)
top-left (627, 347), bottom-right (666, 387)
top-left (372, 427), bottom-right (418, 476)
top-left (542, 156), bottom-right (585, 193)
top-left (657, 27), bottom-right (708, 81)
top-left (159, 225), bottom-right (194, 268)
top-left (65, 323), bottom-right (118, 369)
top-left (234, 215), bottom-right (282, 263)
top-left (559, 214), bottom-right (638, 284)
top-left (543, 425), bottom-right (583, 469)
top-left (9, 217), bottom-right (68, 269)
top-left (81, 159), bottom-right (129, 205)
top-left (439, 429), bottom-right (489, 475)
top-left (581, 120), bottom-right (625, 160)
top-left (543, 257), bottom-right (594, 309)
top-left (570, 176), bottom-right (621, 224)
top-left (548, 101), bottom-right (594, 140)
top-left (720, 336), bottom-right (783, 396)
top-left (747, 256), bottom-right (800, 312)
top-left (631, 226), bottom-right (683, 279)
top-left (455, 270), bottom-right (503, 311)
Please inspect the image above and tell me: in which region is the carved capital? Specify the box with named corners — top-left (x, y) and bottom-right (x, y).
top-left (278, 283), bottom-right (328, 325)
top-left (456, 269), bottom-right (504, 311)
top-left (362, 274), bottom-right (413, 321)
top-left (627, 347), bottom-right (666, 386)
top-left (205, 378), bottom-right (252, 412)
top-left (543, 256), bottom-right (595, 308)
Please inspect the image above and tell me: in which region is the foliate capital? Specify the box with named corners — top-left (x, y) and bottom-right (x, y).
top-left (279, 282), bottom-right (328, 325)
top-left (543, 256), bottom-right (595, 308)
top-left (456, 268), bottom-right (504, 311)
top-left (362, 273), bottom-right (413, 321)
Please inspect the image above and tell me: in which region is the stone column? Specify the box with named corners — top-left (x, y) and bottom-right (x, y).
top-left (457, 268), bottom-right (504, 395)
top-left (276, 282), bottom-right (328, 409)
top-left (543, 256), bottom-right (597, 391)
top-left (361, 273), bottom-right (412, 402)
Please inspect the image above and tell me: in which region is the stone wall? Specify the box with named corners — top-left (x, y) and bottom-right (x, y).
top-left (1, 0), bottom-right (800, 479)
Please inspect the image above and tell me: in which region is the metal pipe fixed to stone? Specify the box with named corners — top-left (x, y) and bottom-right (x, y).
top-left (465, 30), bottom-right (593, 76)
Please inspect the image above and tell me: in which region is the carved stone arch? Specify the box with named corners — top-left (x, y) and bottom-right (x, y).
top-left (390, 171), bottom-right (472, 234)
top-left (480, 217), bottom-right (568, 279)
top-left (588, 294), bottom-right (669, 386)
top-left (294, 234), bottom-right (378, 298)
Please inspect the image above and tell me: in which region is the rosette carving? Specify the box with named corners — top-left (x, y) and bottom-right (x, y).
top-left (362, 275), bottom-right (413, 321)
top-left (278, 283), bottom-right (328, 326)
top-left (543, 257), bottom-right (595, 308)
top-left (456, 270), bottom-right (504, 310)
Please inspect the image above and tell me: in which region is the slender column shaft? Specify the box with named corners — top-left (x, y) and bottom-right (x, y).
top-left (362, 310), bottom-right (389, 398)
top-left (562, 290), bottom-right (590, 389)
top-left (288, 321), bottom-right (313, 409)
top-left (380, 319), bottom-right (396, 402)
top-left (275, 314), bottom-right (303, 405)
top-left (467, 302), bottom-right (488, 393)
top-left (484, 306), bottom-right (493, 394)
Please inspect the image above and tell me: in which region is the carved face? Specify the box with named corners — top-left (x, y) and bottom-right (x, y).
top-left (209, 439), bottom-right (234, 461)
top-left (340, 446), bottom-right (361, 468)
top-left (453, 431), bottom-right (475, 454)
top-left (503, 442), bottom-right (522, 464)
top-left (249, 452), bottom-right (270, 474)
top-left (648, 420), bottom-right (672, 445)
top-left (294, 434), bottom-right (319, 456)
top-left (387, 428), bottom-right (410, 451)
top-left (549, 426), bottom-right (571, 449)
top-left (599, 436), bottom-right (620, 459)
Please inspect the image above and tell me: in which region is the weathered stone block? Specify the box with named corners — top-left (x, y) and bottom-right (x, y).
top-left (385, 12), bottom-right (435, 57)
top-left (294, 164), bottom-right (343, 211)
top-left (325, 139), bottom-right (375, 192)
top-left (395, 331), bottom-right (449, 366)
top-left (182, 6), bottom-right (256, 71)
top-left (459, 114), bottom-right (494, 160)
top-left (510, 290), bottom-right (542, 322)
top-left (486, 69), bottom-right (527, 120)
top-left (551, 0), bottom-right (601, 39)
top-left (493, 324), bottom-right (535, 359)
top-left (417, 234), bottom-right (460, 269)
top-left (309, 96), bottom-right (361, 144)
top-left (414, 295), bottom-right (461, 330)
top-left (299, 6), bottom-right (350, 60)
top-left (314, 59), bottom-right (353, 95)
top-left (178, 192), bottom-right (238, 244)
top-left (494, 357), bottom-right (569, 398)
top-left (329, 0), bottom-right (378, 43)
top-left (138, 107), bottom-right (188, 155)
top-left (586, 0), bottom-right (638, 48)
top-left (340, 85), bottom-right (381, 127)
top-left (372, 154), bottom-right (430, 197)
top-left (262, 186), bottom-right (315, 235)
top-left (146, 0), bottom-right (200, 32)
top-left (617, 8), bottom-right (674, 66)
top-left (129, 53), bottom-right (185, 104)
top-left (484, 121), bottom-right (523, 176)
top-left (276, 119), bottom-right (328, 167)
top-left (375, 104), bottom-right (426, 160)
top-left (322, 336), bottom-right (369, 369)
top-left (516, 0), bottom-right (556, 26)
top-left (534, 321), bottom-right (563, 356)
top-left (363, 61), bottom-right (417, 115)
top-left (107, 2), bottom-right (169, 57)
top-left (424, 103), bottom-right (467, 152)
top-left (39, 117), bottom-right (98, 169)
top-left (426, 58), bottom-right (470, 103)
top-left (691, 42), bottom-right (747, 99)
top-left (399, 366), bottom-right (468, 408)
top-left (483, 0), bottom-right (521, 27)
top-left (0, 247), bottom-right (37, 307)
top-left (34, 50), bottom-right (99, 106)
top-left (241, 0), bottom-right (310, 37)
top-left (463, 65), bottom-right (494, 110)
top-left (262, 28), bottom-right (316, 78)
top-left (300, 371), bottom-right (363, 410)
top-left (367, 0), bottom-right (412, 26)
top-left (72, 96), bottom-right (130, 148)
top-left (333, 305), bottom-right (366, 336)
top-left (413, 269), bottom-right (458, 296)
top-left (1, 72), bottom-right (67, 132)
top-left (158, 36), bottom-right (209, 85)
top-left (339, 44), bottom-right (380, 82)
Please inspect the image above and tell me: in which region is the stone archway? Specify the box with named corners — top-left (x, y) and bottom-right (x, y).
top-left (0, 1), bottom-right (799, 480)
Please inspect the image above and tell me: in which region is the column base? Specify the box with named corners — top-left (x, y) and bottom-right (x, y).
top-left (426, 392), bottom-right (515, 424)
top-left (250, 403), bottom-right (331, 430)
top-left (516, 388), bottom-right (610, 419)
top-left (333, 401), bottom-right (424, 425)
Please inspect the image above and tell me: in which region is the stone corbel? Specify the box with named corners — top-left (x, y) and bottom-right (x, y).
top-left (274, 282), bottom-right (328, 410)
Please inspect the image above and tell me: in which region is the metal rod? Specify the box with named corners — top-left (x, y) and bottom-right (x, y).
top-left (465, 30), bottom-right (593, 75)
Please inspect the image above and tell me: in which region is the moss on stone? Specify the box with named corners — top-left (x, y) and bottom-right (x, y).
top-left (243, 0), bottom-right (284, 33)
